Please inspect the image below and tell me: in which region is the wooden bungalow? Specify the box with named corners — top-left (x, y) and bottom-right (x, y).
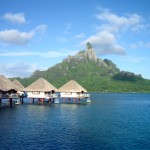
top-left (0, 75), bottom-right (19, 106)
top-left (25, 78), bottom-right (58, 103)
top-left (12, 79), bottom-right (25, 95)
top-left (12, 79), bottom-right (25, 104)
top-left (58, 80), bottom-right (91, 103)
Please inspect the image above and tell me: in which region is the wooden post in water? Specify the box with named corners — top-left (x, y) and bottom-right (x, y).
top-left (0, 98), bottom-right (2, 106)
top-left (21, 96), bottom-right (24, 104)
top-left (78, 98), bottom-right (80, 103)
top-left (32, 98), bottom-right (34, 103)
top-left (21, 94), bottom-right (24, 104)
top-left (19, 97), bottom-right (21, 104)
top-left (38, 98), bottom-right (40, 104)
top-left (42, 98), bottom-right (44, 104)
top-left (10, 98), bottom-right (12, 107)
top-left (48, 98), bottom-right (51, 103)
top-left (64, 98), bottom-right (66, 103)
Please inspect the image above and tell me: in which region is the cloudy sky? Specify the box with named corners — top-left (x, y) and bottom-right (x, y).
top-left (0, 0), bottom-right (150, 79)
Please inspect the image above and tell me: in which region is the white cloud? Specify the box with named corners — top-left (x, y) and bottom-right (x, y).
top-left (57, 36), bottom-right (69, 42)
top-left (81, 31), bottom-right (125, 55)
top-left (33, 24), bottom-right (47, 35)
top-left (0, 49), bottom-right (78, 58)
top-left (63, 23), bottom-right (72, 34)
top-left (96, 11), bottom-right (143, 32)
top-left (0, 24), bottom-right (47, 45)
top-left (3, 12), bottom-right (27, 24)
top-left (0, 51), bottom-right (33, 57)
top-left (0, 49), bottom-right (78, 77)
top-left (0, 62), bottom-right (38, 78)
top-left (127, 57), bottom-right (146, 63)
top-left (130, 41), bottom-right (150, 49)
top-left (118, 56), bottom-right (147, 64)
top-left (74, 32), bottom-right (85, 39)
top-left (0, 29), bottom-right (34, 45)
top-left (81, 8), bottom-right (147, 56)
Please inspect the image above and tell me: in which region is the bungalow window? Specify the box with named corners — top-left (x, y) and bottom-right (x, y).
top-left (45, 92), bottom-right (51, 95)
top-left (32, 92), bottom-right (40, 95)
top-left (65, 92), bottom-right (72, 95)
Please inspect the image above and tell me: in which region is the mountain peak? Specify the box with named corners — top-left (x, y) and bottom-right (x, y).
top-left (86, 42), bottom-right (97, 61)
top-left (63, 42), bottom-right (98, 63)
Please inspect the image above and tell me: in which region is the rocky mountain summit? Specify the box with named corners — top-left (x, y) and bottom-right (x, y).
top-left (63, 42), bottom-right (107, 67)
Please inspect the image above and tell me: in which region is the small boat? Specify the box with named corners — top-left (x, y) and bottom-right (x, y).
top-left (15, 99), bottom-right (21, 105)
top-left (54, 98), bottom-right (59, 104)
top-left (86, 98), bottom-right (91, 103)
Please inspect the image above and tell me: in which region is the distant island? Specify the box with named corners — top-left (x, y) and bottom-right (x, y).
top-left (11, 43), bottom-right (150, 92)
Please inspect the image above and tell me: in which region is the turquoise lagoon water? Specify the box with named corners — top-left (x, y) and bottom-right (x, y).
top-left (0, 93), bottom-right (150, 150)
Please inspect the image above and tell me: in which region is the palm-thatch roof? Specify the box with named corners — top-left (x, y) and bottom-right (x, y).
top-left (25, 77), bottom-right (57, 92)
top-left (58, 80), bottom-right (87, 92)
top-left (12, 79), bottom-right (25, 91)
top-left (0, 75), bottom-right (18, 91)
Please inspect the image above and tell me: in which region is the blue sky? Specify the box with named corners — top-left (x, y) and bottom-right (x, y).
top-left (0, 0), bottom-right (150, 79)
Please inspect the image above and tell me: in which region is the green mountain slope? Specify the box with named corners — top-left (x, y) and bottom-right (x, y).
top-left (15, 43), bottom-right (150, 92)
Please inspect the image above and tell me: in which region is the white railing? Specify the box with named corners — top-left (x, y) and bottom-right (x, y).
top-left (0, 93), bottom-right (19, 99)
top-left (77, 93), bottom-right (90, 98)
top-left (84, 93), bottom-right (90, 98)
top-left (0, 94), bottom-right (8, 98)
top-left (9, 94), bottom-right (19, 98)
top-left (45, 93), bottom-right (58, 98)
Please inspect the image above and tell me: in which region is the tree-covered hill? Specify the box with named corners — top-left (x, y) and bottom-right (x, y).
top-left (12, 43), bottom-right (150, 92)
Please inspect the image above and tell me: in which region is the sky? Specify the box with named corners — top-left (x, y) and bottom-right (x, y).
top-left (0, 0), bottom-right (150, 79)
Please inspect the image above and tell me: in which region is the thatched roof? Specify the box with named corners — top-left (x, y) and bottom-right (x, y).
top-left (58, 80), bottom-right (87, 92)
top-left (0, 75), bottom-right (18, 91)
top-left (25, 77), bottom-right (57, 92)
top-left (12, 79), bottom-right (25, 91)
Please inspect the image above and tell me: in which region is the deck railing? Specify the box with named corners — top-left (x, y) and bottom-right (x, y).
top-left (84, 93), bottom-right (90, 98)
top-left (0, 93), bottom-right (19, 99)
top-left (77, 93), bottom-right (90, 98)
top-left (45, 93), bottom-right (58, 98)
top-left (0, 94), bottom-right (9, 99)
top-left (9, 94), bottom-right (19, 98)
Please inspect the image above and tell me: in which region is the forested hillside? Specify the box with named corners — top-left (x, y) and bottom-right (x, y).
top-left (12, 43), bottom-right (150, 92)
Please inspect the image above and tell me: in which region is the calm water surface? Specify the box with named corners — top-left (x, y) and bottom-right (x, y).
top-left (0, 93), bottom-right (150, 150)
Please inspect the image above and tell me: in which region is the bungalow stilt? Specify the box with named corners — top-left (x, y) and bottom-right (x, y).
top-left (0, 98), bottom-right (2, 106)
top-left (78, 98), bottom-right (80, 103)
top-left (42, 98), bottom-right (44, 104)
top-left (38, 98), bottom-right (40, 104)
top-left (21, 98), bottom-right (24, 104)
top-left (32, 98), bottom-right (34, 103)
top-left (10, 98), bottom-right (12, 107)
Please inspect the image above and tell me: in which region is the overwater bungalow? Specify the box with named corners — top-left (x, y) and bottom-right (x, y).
top-left (25, 78), bottom-right (58, 103)
top-left (58, 80), bottom-right (91, 103)
top-left (0, 75), bottom-right (19, 107)
top-left (12, 79), bottom-right (25, 95)
top-left (12, 79), bottom-right (25, 104)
